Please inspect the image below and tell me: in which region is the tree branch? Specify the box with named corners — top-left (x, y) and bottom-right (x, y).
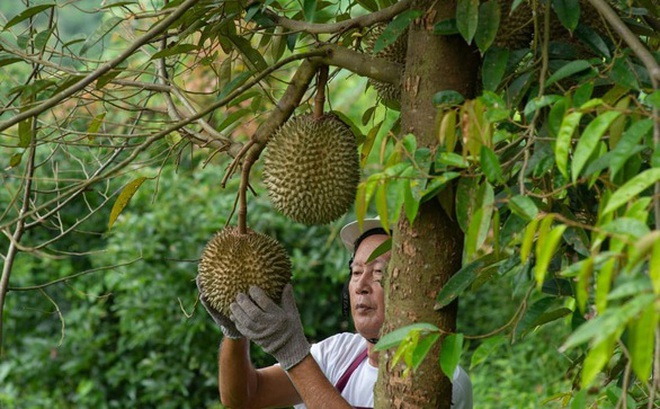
top-left (264, 0), bottom-right (413, 34)
top-left (0, 0), bottom-right (202, 133)
top-left (237, 59), bottom-right (320, 232)
top-left (315, 43), bottom-right (403, 84)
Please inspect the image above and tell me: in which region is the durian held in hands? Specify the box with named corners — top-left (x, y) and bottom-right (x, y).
top-left (197, 227), bottom-right (292, 317)
top-left (263, 113), bottom-right (360, 225)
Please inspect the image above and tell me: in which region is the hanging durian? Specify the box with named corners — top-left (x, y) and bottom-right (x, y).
top-left (197, 227), bottom-right (291, 316)
top-left (263, 113), bottom-right (359, 225)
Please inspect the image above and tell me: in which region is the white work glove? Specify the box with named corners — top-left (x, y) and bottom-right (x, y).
top-left (196, 276), bottom-right (242, 339)
top-left (230, 284), bottom-right (310, 370)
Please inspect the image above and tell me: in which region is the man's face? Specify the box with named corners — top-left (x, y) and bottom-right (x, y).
top-left (349, 234), bottom-right (390, 341)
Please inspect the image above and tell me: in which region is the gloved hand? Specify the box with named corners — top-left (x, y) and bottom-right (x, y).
top-left (196, 275), bottom-right (242, 339)
top-left (230, 284), bottom-right (310, 370)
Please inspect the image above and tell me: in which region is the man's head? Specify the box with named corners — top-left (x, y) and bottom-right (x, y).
top-left (340, 218), bottom-right (391, 343)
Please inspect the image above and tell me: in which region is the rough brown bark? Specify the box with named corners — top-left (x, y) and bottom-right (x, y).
top-left (374, 0), bottom-right (480, 407)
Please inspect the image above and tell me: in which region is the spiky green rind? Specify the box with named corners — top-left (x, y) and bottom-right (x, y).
top-left (364, 24), bottom-right (406, 103)
top-left (263, 114), bottom-right (360, 225)
top-left (197, 227), bottom-right (292, 316)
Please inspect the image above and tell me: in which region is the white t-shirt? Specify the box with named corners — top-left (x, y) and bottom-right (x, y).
top-left (294, 332), bottom-right (473, 409)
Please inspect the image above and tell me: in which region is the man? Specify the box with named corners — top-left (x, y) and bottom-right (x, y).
top-left (198, 218), bottom-right (473, 408)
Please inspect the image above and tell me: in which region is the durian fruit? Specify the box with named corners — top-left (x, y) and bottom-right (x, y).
top-left (197, 227), bottom-right (291, 316)
top-left (263, 114), bottom-right (360, 225)
top-left (363, 24), bottom-right (407, 104)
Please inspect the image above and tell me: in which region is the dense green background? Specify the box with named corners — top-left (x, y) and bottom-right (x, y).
top-left (0, 158), bottom-right (572, 408)
top-left (0, 0), bottom-right (635, 407)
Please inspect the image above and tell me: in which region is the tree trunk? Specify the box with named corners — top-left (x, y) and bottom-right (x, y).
top-left (374, 0), bottom-right (480, 407)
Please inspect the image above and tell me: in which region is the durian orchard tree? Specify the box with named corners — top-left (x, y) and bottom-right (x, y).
top-left (1, 0), bottom-right (660, 408)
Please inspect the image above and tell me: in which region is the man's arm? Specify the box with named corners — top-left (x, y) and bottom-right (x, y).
top-left (217, 338), bottom-right (351, 409)
top-left (229, 285), bottom-right (354, 409)
top-left (218, 337), bottom-right (300, 408)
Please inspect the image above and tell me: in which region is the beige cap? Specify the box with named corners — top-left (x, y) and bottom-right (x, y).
top-left (339, 217), bottom-right (388, 251)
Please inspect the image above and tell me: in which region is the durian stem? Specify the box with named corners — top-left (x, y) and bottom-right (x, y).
top-left (236, 59), bottom-right (320, 233)
top-left (313, 65), bottom-right (329, 119)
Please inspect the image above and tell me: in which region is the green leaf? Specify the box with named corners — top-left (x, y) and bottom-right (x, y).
top-left (651, 238), bottom-right (660, 295)
top-left (411, 333), bottom-right (440, 371)
top-left (480, 146), bottom-right (503, 184)
top-left (609, 119), bottom-right (653, 179)
top-left (571, 111), bottom-right (622, 182)
top-left (87, 112), bottom-right (106, 139)
top-left (4, 4), bottom-right (55, 30)
top-left (560, 293), bottom-right (656, 351)
top-left (356, 0), bottom-right (379, 12)
top-left (217, 71), bottom-right (252, 101)
top-left (303, 0), bottom-right (316, 22)
top-left (475, 0), bottom-right (500, 53)
top-left (373, 10), bottom-right (421, 53)
top-left (520, 217), bottom-right (540, 264)
top-left (435, 152), bottom-right (469, 168)
top-left (547, 97), bottom-right (568, 138)
top-left (570, 389), bottom-right (587, 409)
top-left (546, 60), bottom-right (591, 87)
top-left (628, 303), bottom-right (658, 381)
top-left (456, 0), bottom-right (480, 44)
top-left (228, 35), bottom-right (268, 72)
top-left (0, 54), bottom-right (21, 68)
top-left (375, 183), bottom-right (389, 234)
top-left (18, 118), bottom-right (33, 148)
top-left (554, 111), bottom-right (582, 179)
top-left (421, 172), bottom-right (460, 200)
top-left (440, 333), bottom-right (464, 379)
top-left (435, 256), bottom-right (491, 309)
top-left (481, 47), bottom-right (509, 91)
top-left (80, 16), bottom-right (123, 56)
top-left (108, 177), bottom-right (148, 230)
top-left (581, 335), bottom-right (615, 387)
top-left (434, 18), bottom-right (459, 35)
top-left (599, 217), bottom-right (650, 240)
top-left (9, 153), bottom-right (23, 168)
top-left (432, 90), bottom-right (465, 107)
top-left (470, 335), bottom-right (505, 369)
top-left (523, 95), bottom-right (562, 119)
top-left (151, 44), bottom-right (198, 59)
top-left (366, 238), bottom-right (392, 263)
top-left (603, 168), bottom-right (660, 215)
top-left (508, 195), bottom-right (538, 221)
top-left (552, 0), bottom-right (580, 32)
top-left (609, 56), bottom-right (639, 90)
top-left (375, 323), bottom-right (440, 351)
top-left (534, 224), bottom-right (567, 290)
top-left (575, 24), bottom-right (610, 59)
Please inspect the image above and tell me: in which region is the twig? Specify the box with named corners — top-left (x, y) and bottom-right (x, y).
top-left (236, 58), bottom-right (320, 232)
top-left (39, 289), bottom-right (65, 347)
top-left (7, 257), bottom-right (143, 291)
top-left (264, 0), bottom-right (413, 34)
top-left (0, 0), bottom-right (202, 133)
top-left (314, 65), bottom-right (329, 119)
top-left (221, 140), bottom-right (256, 188)
top-left (0, 118), bottom-right (38, 348)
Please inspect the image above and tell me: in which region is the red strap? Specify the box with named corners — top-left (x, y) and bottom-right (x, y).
top-left (335, 348), bottom-right (368, 394)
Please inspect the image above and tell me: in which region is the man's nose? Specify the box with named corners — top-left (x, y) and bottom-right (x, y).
top-left (355, 272), bottom-right (373, 293)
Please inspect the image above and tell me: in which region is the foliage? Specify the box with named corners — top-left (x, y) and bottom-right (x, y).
top-left (0, 161), bottom-right (350, 407)
top-left (1, 0), bottom-right (660, 407)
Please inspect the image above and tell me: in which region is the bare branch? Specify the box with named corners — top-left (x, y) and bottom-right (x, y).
top-left (8, 256), bottom-right (143, 292)
top-left (0, 0), bottom-right (202, 133)
top-left (264, 0), bottom-right (413, 34)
